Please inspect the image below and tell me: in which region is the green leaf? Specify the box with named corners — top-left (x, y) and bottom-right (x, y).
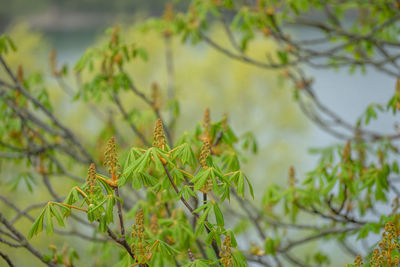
top-left (96, 174), bottom-right (113, 194)
top-left (232, 250), bottom-right (247, 267)
top-left (322, 179), bottom-right (337, 195)
top-left (64, 187), bottom-right (80, 205)
top-left (213, 203), bottom-right (224, 227)
top-left (154, 240), bottom-right (180, 255)
top-left (237, 172), bottom-right (245, 197)
top-left (277, 51), bottom-right (288, 64)
top-left (106, 196), bottom-right (115, 223)
top-left (226, 229), bottom-right (238, 247)
top-left (122, 148), bottom-right (151, 179)
top-left (196, 204), bottom-right (212, 235)
top-left (193, 203), bottom-right (210, 214)
top-left (46, 204), bottom-right (54, 235)
top-left (170, 143), bottom-right (196, 167)
top-left (264, 238), bottom-right (277, 255)
top-left (27, 206), bottom-right (46, 239)
top-left (50, 205), bottom-right (65, 227)
top-left (191, 168), bottom-right (211, 191)
top-left (243, 173), bottom-right (254, 199)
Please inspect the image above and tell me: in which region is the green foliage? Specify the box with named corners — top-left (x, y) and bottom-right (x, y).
top-left (3, 0), bottom-right (400, 266)
top-left (0, 35), bottom-right (16, 55)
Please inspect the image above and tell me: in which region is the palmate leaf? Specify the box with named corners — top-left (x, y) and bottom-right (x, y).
top-left (232, 250), bottom-right (247, 267)
top-left (63, 188), bottom-right (81, 217)
top-left (262, 184), bottom-right (283, 206)
top-left (174, 131), bottom-right (198, 147)
top-left (152, 148), bottom-right (166, 172)
top-left (220, 152), bottom-right (240, 172)
top-left (64, 187), bottom-right (80, 205)
top-left (228, 171), bottom-right (254, 199)
top-left (205, 228), bottom-right (221, 247)
top-left (213, 203), bottom-right (224, 227)
top-left (27, 206), bottom-right (46, 239)
top-left (178, 185), bottom-right (197, 200)
top-left (120, 148), bottom-right (152, 186)
top-left (0, 35), bottom-right (17, 54)
top-left (152, 240), bottom-right (180, 256)
top-left (45, 205), bottom-right (53, 235)
top-left (152, 147), bottom-right (174, 169)
top-left (131, 171), bottom-right (158, 190)
top-left (49, 205), bottom-right (65, 227)
top-left (170, 143), bottom-right (196, 167)
top-left (191, 168), bottom-right (211, 191)
top-left (105, 195), bottom-right (115, 223)
top-left (8, 172), bottom-right (36, 193)
top-left (220, 182), bottom-right (231, 201)
top-left (28, 203), bottom-right (66, 239)
top-left (95, 173), bottom-right (113, 194)
top-left (87, 198), bottom-right (107, 222)
top-left (195, 203), bottom-right (212, 235)
top-left (241, 132), bottom-right (257, 153)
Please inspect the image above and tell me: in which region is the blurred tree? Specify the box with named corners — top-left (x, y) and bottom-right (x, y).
top-left (1, 1), bottom-right (400, 267)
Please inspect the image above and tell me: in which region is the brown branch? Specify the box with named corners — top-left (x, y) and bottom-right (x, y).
top-left (0, 56), bottom-right (93, 163)
top-left (161, 163), bottom-right (220, 258)
top-left (112, 92), bottom-right (150, 146)
top-left (278, 227), bottom-right (358, 253)
top-left (0, 212), bottom-right (59, 267)
top-left (0, 250), bottom-right (15, 267)
top-left (114, 187), bottom-right (126, 240)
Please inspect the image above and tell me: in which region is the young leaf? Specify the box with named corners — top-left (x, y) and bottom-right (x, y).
top-left (27, 207), bottom-right (46, 239)
top-left (50, 205), bottom-right (65, 227)
top-left (106, 196), bottom-right (115, 223)
top-left (45, 204), bottom-right (54, 235)
top-left (213, 203), bottom-right (224, 227)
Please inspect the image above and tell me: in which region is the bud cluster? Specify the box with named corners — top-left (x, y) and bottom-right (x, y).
top-left (369, 221), bottom-right (400, 266)
top-left (220, 236), bottom-right (233, 267)
top-left (353, 254), bottom-right (363, 266)
top-left (153, 119), bottom-right (166, 150)
top-left (199, 138), bottom-right (211, 168)
top-left (150, 214), bottom-right (159, 235)
top-left (104, 137), bottom-right (120, 181)
top-left (86, 163), bottom-right (97, 195)
top-left (131, 210), bottom-right (151, 263)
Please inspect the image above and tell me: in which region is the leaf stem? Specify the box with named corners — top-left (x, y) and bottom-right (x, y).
top-left (49, 202), bottom-right (88, 213)
top-left (162, 163), bottom-right (220, 258)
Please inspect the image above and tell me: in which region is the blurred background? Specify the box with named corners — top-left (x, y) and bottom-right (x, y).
top-left (0, 0), bottom-right (398, 266)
